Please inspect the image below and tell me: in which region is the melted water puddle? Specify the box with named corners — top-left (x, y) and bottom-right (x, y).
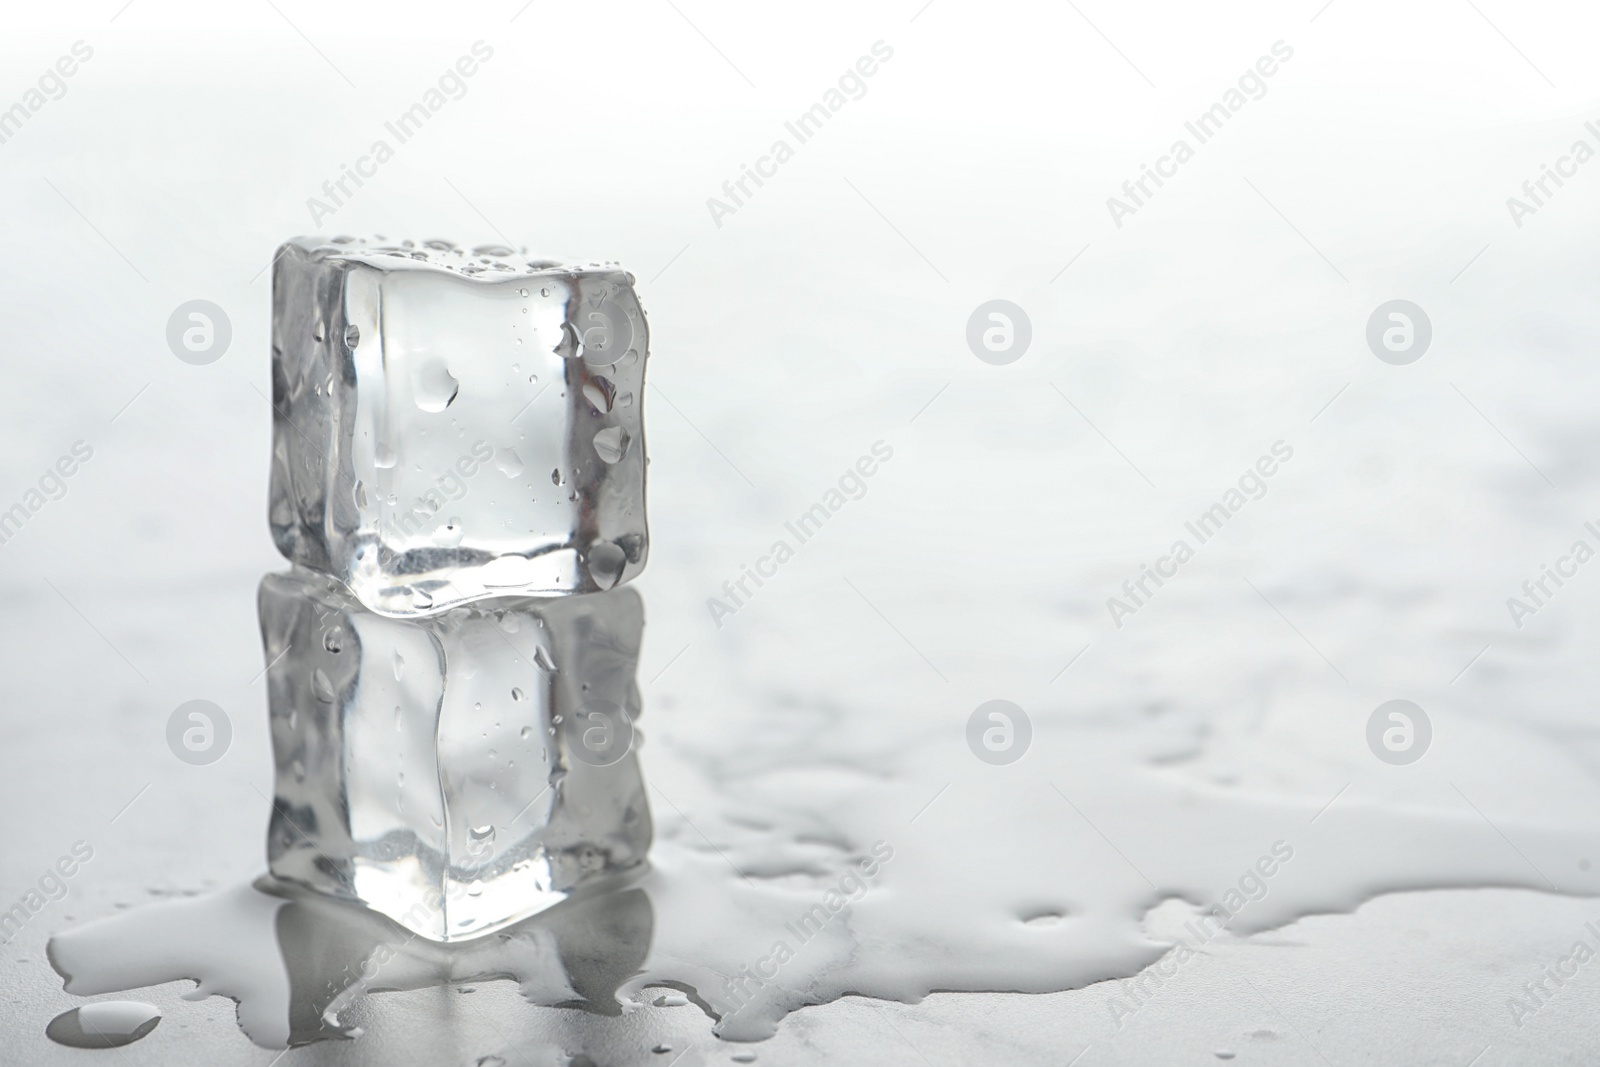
top-left (48, 726), bottom-right (1600, 1049)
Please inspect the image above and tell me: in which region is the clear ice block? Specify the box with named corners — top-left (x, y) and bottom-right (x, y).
top-left (258, 568), bottom-right (651, 942)
top-left (269, 236), bottom-right (649, 617)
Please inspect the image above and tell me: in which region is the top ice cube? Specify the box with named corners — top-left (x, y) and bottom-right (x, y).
top-left (269, 236), bottom-right (649, 616)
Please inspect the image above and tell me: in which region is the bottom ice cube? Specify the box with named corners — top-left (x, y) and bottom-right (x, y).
top-left (257, 569), bottom-right (650, 941)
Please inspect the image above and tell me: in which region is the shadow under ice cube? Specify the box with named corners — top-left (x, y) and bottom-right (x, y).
top-left (268, 236), bottom-right (649, 617)
top-left (258, 569), bottom-right (651, 942)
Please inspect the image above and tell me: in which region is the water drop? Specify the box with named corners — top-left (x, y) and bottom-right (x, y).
top-left (511, 687), bottom-right (524, 702)
top-left (323, 627), bottom-right (343, 654)
top-left (375, 442), bottom-right (397, 469)
top-left (551, 468), bottom-right (563, 486)
top-left (353, 480), bottom-right (368, 508)
top-left (46, 1003), bottom-right (161, 1049)
top-left (433, 519), bottom-right (465, 547)
top-left (593, 427), bottom-right (629, 464)
top-left (520, 726), bottom-right (533, 739)
top-left (582, 379), bottom-right (614, 412)
top-left (311, 669), bottom-right (335, 703)
top-left (412, 589), bottom-right (434, 609)
top-left (393, 651), bottom-right (405, 679)
top-left (495, 448), bottom-right (524, 478)
top-left (412, 359), bottom-right (460, 413)
top-left (344, 324), bottom-right (360, 349)
top-left (586, 540), bottom-right (626, 590)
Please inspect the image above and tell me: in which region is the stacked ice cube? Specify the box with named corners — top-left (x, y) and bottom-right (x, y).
top-left (258, 237), bottom-right (652, 942)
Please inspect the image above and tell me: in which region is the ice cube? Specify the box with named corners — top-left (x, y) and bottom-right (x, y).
top-left (268, 236), bottom-right (649, 617)
top-left (258, 567), bottom-right (651, 942)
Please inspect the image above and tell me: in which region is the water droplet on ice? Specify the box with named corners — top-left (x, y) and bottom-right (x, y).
top-left (353, 480), bottom-right (368, 508)
top-left (551, 468), bottom-right (563, 486)
top-left (344, 324), bottom-right (360, 349)
top-left (433, 519), bottom-right (464, 546)
top-left (413, 359), bottom-right (460, 412)
top-left (495, 448), bottom-right (524, 478)
top-left (582, 380), bottom-right (614, 412)
top-left (323, 627), bottom-right (343, 653)
top-left (312, 669), bottom-right (335, 703)
top-left (511, 687), bottom-right (524, 702)
top-left (593, 427), bottom-right (629, 464)
top-left (519, 726), bottom-right (533, 739)
top-left (413, 588), bottom-right (434, 609)
top-left (375, 443), bottom-right (398, 469)
top-left (586, 540), bottom-right (626, 590)
top-left (46, 1003), bottom-right (161, 1048)
top-left (393, 651), bottom-right (405, 678)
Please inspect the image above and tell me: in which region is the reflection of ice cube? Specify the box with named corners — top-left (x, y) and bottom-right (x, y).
top-left (268, 236), bottom-right (649, 617)
top-left (258, 568), bottom-right (651, 942)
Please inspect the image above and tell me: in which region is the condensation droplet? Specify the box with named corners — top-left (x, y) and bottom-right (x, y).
top-left (312, 669), bottom-right (335, 703)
